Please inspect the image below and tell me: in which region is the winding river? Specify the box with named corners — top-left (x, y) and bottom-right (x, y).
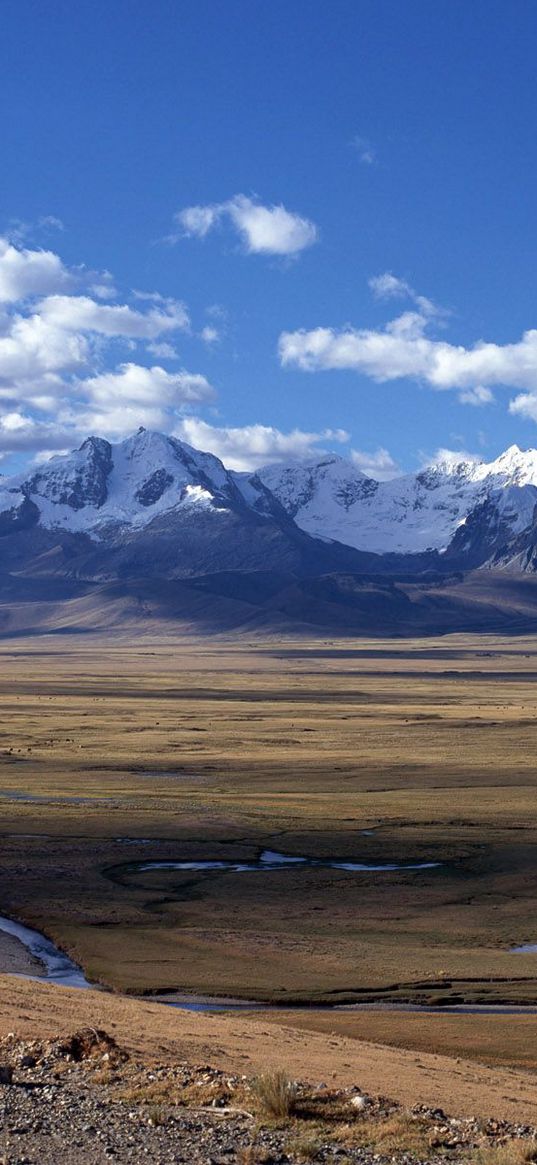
top-left (0, 915), bottom-right (90, 988)
top-left (2, 911), bottom-right (537, 1015)
top-left (2, 848), bottom-right (536, 1016)
top-left (133, 848), bottom-right (441, 874)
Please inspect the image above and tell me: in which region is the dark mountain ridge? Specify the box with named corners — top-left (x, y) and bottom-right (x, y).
top-left (2, 429), bottom-right (537, 635)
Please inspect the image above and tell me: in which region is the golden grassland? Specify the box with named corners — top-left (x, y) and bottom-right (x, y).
top-left (262, 1008), bottom-right (537, 1072)
top-left (1, 632), bottom-right (537, 1013)
top-left (5, 976), bottom-right (537, 1123)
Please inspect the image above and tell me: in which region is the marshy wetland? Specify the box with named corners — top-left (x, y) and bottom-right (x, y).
top-left (2, 633), bottom-right (537, 1036)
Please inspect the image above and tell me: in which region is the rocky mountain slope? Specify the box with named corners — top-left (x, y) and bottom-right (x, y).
top-left (3, 430), bottom-right (537, 569)
top-left (0, 429), bottom-right (378, 581)
top-left (3, 1023), bottom-right (537, 1164)
top-left (1, 431), bottom-right (537, 634)
top-left (258, 447), bottom-right (537, 556)
top-left (0, 428), bottom-right (285, 537)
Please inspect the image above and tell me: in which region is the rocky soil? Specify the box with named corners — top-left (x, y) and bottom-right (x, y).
top-left (0, 1028), bottom-right (536, 1165)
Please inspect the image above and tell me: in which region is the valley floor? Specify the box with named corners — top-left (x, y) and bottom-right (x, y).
top-left (2, 976), bottom-right (537, 1126)
top-left (2, 631), bottom-right (537, 1129)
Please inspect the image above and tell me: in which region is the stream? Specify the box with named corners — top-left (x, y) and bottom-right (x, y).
top-left (2, 847), bottom-right (537, 1015)
top-left (2, 914), bottom-right (537, 1017)
top-left (0, 915), bottom-right (90, 988)
top-left (134, 848), bottom-right (442, 874)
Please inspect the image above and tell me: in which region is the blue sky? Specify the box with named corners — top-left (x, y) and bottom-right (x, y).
top-left (2, 0), bottom-right (537, 477)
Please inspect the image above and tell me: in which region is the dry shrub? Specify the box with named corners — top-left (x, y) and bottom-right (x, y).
top-left (147, 1103), bottom-right (166, 1127)
top-left (180, 1078), bottom-right (236, 1107)
top-left (473, 1141), bottom-right (537, 1165)
top-left (252, 1070), bottom-right (298, 1120)
top-left (286, 1128), bottom-right (324, 1161)
top-left (237, 1148), bottom-right (272, 1165)
top-left (91, 1066), bottom-right (116, 1086)
top-left (119, 1079), bottom-right (180, 1106)
top-left (334, 1112), bottom-right (431, 1155)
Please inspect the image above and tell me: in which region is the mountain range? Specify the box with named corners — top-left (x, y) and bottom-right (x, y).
top-left (2, 429), bottom-right (537, 636)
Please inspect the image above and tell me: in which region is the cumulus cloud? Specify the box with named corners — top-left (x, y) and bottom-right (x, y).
top-left (422, 447), bottom-right (481, 471)
top-left (174, 417), bottom-right (349, 471)
top-left (0, 412), bottom-right (76, 456)
top-left (147, 341), bottom-right (178, 359)
top-left (61, 404), bottom-right (178, 442)
top-left (5, 216), bottom-right (65, 246)
top-left (0, 238), bottom-right (74, 303)
top-left (509, 391), bottom-right (537, 421)
top-left (0, 236), bottom-right (217, 458)
top-left (0, 361), bottom-right (215, 456)
top-left (368, 272), bottom-right (439, 318)
top-left (0, 313), bottom-right (89, 390)
top-left (179, 205), bottom-right (220, 238)
top-left (174, 194), bottom-right (318, 256)
top-left (80, 363), bottom-right (214, 407)
top-left (38, 294), bottom-right (189, 338)
top-left (459, 385), bottom-right (494, 406)
top-left (279, 306), bottom-right (537, 401)
top-left (350, 446), bottom-right (400, 480)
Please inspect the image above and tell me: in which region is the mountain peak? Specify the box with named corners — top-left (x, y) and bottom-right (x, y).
top-left (2, 430), bottom-right (537, 561)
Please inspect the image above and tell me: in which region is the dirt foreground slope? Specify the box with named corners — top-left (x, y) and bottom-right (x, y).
top-left (1, 976), bottom-right (537, 1125)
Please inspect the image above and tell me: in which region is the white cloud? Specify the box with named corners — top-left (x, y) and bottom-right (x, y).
top-left (80, 363), bottom-right (214, 407)
top-left (350, 446), bottom-right (400, 480)
top-left (32, 446), bottom-right (70, 465)
top-left (4, 216), bottom-right (65, 246)
top-left (279, 311), bottom-right (537, 399)
top-left (175, 194), bottom-right (318, 256)
top-left (227, 196), bottom-right (318, 255)
top-left (459, 385), bottom-right (494, 406)
top-left (351, 135), bottom-right (376, 165)
top-left (368, 272), bottom-right (439, 318)
top-left (0, 313), bottom-right (89, 389)
top-left (421, 447), bottom-right (481, 471)
top-left (200, 325), bottom-right (220, 344)
top-left (0, 237), bottom-right (218, 456)
top-left (38, 294), bottom-right (189, 338)
top-left (509, 391), bottom-right (537, 421)
top-left (369, 273), bottom-right (410, 300)
top-left (31, 445), bottom-right (70, 463)
top-left (179, 205), bottom-right (220, 238)
top-left (0, 238), bottom-right (74, 303)
top-left (0, 412), bottom-right (76, 455)
top-left (174, 417), bottom-right (349, 471)
top-left (147, 341), bottom-right (178, 358)
top-left (63, 404), bottom-right (174, 441)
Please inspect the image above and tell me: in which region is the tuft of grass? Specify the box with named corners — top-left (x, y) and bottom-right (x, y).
top-left (91, 1066), bottom-right (116, 1085)
top-left (252, 1070), bottom-right (298, 1120)
top-left (334, 1112), bottom-right (432, 1155)
top-left (179, 1078), bottom-right (236, 1107)
top-left (472, 1141), bottom-right (537, 1165)
top-left (286, 1128), bottom-right (324, 1161)
top-left (237, 1148), bottom-right (272, 1165)
top-left (147, 1103), bottom-right (166, 1127)
top-left (119, 1080), bottom-right (180, 1106)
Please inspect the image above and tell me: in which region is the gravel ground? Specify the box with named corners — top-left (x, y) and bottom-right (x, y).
top-left (0, 1029), bottom-right (535, 1165)
top-left (0, 932), bottom-right (42, 978)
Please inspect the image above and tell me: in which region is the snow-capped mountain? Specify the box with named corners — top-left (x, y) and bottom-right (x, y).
top-left (0, 428), bottom-right (285, 536)
top-left (258, 447), bottom-right (537, 555)
top-left (2, 431), bottom-right (537, 635)
top-left (2, 432), bottom-right (537, 582)
top-left (0, 429), bottom-right (375, 581)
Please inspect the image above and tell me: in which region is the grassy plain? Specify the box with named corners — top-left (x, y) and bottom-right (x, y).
top-left (1, 633), bottom-right (537, 1011)
top-left (5, 976), bottom-right (537, 1123)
